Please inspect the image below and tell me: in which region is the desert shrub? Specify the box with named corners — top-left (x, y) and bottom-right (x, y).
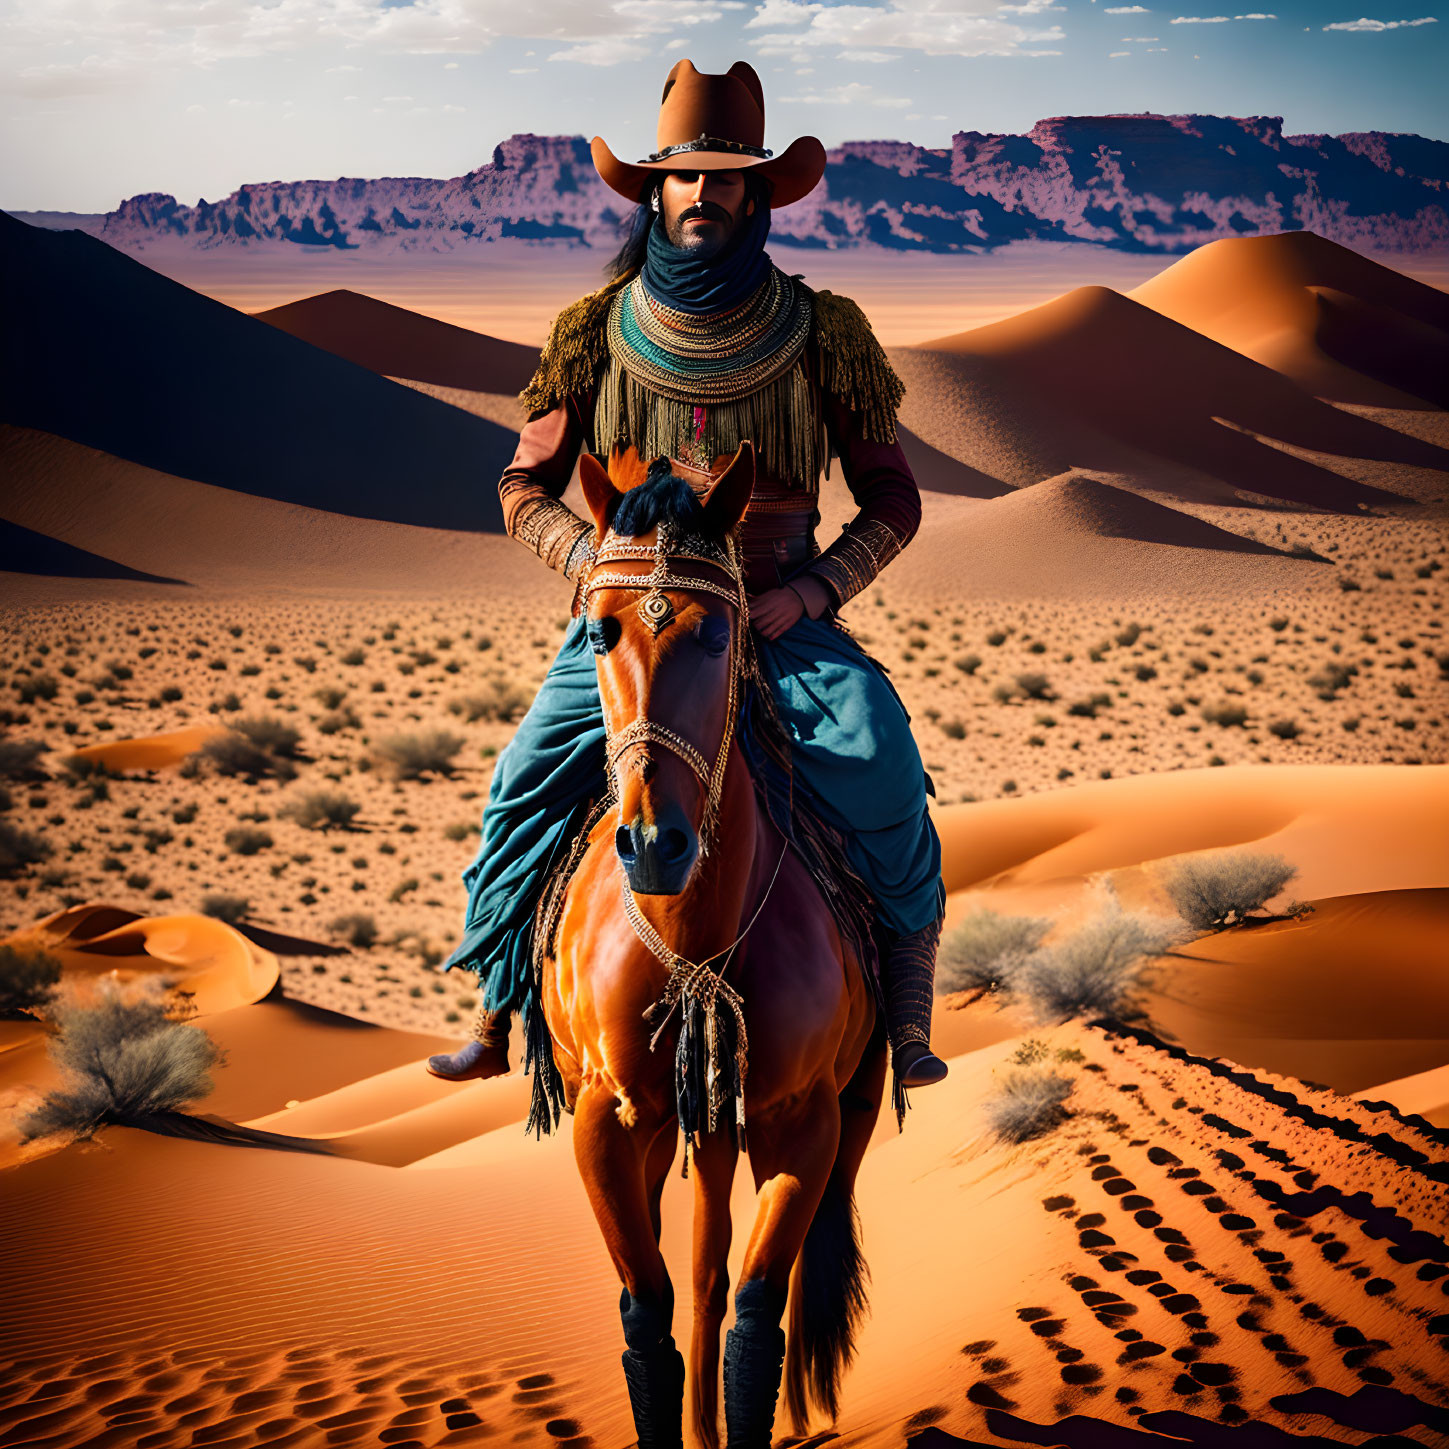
top-left (201, 892), bottom-right (250, 924)
top-left (1016, 890), bottom-right (1181, 1025)
top-left (0, 943), bottom-right (62, 1017)
top-left (224, 826), bottom-right (273, 856)
top-left (1159, 849), bottom-right (1302, 932)
top-left (1200, 701), bottom-right (1249, 728)
top-left (0, 818), bottom-right (52, 875)
top-left (954, 654), bottom-right (982, 675)
top-left (329, 912), bottom-right (378, 949)
top-left (1014, 672), bottom-right (1053, 700)
top-left (317, 707), bottom-right (362, 735)
top-left (449, 677), bottom-right (531, 724)
top-left (1308, 661), bottom-right (1358, 700)
top-left (1067, 693), bottom-right (1112, 719)
top-left (233, 715), bottom-right (302, 758)
top-left (1267, 718), bottom-right (1300, 740)
top-left (983, 1068), bottom-right (1074, 1143)
top-left (0, 739), bottom-right (46, 778)
top-left (18, 989), bottom-right (223, 1143)
top-left (15, 673), bottom-right (59, 704)
top-left (280, 789), bottom-right (361, 831)
top-left (373, 730), bottom-right (465, 781)
top-left (937, 908), bottom-right (1052, 995)
top-left (200, 733), bottom-right (296, 781)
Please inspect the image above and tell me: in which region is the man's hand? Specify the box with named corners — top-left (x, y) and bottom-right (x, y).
top-left (749, 575), bottom-right (832, 640)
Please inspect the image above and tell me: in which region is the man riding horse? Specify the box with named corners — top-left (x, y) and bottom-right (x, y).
top-left (431, 57), bottom-right (948, 1100)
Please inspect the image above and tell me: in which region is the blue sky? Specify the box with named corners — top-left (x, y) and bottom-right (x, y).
top-left (2, 0), bottom-right (1445, 212)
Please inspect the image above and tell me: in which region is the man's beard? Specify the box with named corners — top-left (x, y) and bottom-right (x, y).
top-left (665, 201), bottom-right (736, 258)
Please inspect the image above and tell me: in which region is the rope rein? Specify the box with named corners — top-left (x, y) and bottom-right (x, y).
top-left (581, 508), bottom-right (785, 1161)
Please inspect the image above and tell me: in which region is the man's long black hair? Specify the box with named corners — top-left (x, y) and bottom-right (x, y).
top-left (604, 170), bottom-right (774, 283)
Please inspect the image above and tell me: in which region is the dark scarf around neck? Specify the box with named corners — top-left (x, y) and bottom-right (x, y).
top-left (640, 196), bottom-right (773, 313)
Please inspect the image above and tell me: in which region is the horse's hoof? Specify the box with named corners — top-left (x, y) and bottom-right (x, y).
top-left (895, 1041), bottom-right (949, 1088)
top-left (426, 1040), bottom-right (510, 1081)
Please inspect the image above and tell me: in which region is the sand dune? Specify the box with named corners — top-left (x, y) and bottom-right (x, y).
top-left (892, 282), bottom-right (1449, 509)
top-left (0, 211), bottom-right (515, 533)
top-left (870, 471), bottom-right (1323, 604)
top-left (65, 723), bottom-right (230, 773)
top-left (252, 287), bottom-right (542, 397)
top-left (0, 423), bottom-right (564, 603)
top-left (1128, 231), bottom-right (1449, 409)
top-left (1360, 1062), bottom-right (1449, 1129)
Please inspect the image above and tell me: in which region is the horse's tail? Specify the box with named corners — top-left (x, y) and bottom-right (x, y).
top-left (782, 1161), bottom-right (870, 1429)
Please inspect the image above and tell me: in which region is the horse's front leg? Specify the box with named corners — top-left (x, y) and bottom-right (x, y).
top-left (688, 1127), bottom-right (739, 1449)
top-left (725, 1080), bottom-right (841, 1448)
top-left (572, 1084), bottom-right (685, 1449)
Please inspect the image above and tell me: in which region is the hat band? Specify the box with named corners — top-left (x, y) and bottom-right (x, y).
top-left (641, 134), bottom-right (774, 163)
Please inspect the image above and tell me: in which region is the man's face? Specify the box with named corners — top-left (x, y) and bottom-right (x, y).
top-left (659, 168), bottom-right (754, 258)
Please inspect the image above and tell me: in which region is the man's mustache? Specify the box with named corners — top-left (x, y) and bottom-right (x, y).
top-left (679, 202), bottom-right (731, 225)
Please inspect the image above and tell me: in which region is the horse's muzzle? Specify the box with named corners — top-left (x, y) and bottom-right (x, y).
top-left (616, 803), bottom-right (698, 895)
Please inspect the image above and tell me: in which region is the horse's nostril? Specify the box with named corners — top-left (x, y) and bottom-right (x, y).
top-left (615, 825), bottom-right (636, 861)
top-left (659, 828), bottom-right (691, 863)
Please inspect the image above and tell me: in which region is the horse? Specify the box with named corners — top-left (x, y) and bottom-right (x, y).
top-left (534, 439), bottom-right (886, 1447)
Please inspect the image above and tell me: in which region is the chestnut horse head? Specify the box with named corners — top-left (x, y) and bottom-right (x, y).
top-left (577, 442), bottom-right (755, 897)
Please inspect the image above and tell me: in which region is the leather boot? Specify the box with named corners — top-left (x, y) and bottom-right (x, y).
top-left (619, 1287), bottom-right (685, 1449)
top-left (723, 1279), bottom-right (787, 1448)
top-left (426, 1001), bottom-right (512, 1081)
top-left (885, 915), bottom-right (948, 1088)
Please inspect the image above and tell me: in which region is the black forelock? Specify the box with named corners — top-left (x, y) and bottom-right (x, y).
top-left (608, 456), bottom-right (709, 537)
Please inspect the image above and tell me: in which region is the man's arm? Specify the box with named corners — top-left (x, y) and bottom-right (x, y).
top-left (499, 391), bottom-right (598, 585)
top-left (796, 381), bottom-right (922, 614)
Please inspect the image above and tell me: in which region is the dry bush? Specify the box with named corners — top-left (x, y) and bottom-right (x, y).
top-left (449, 676), bottom-right (531, 724)
top-left (0, 739), bottom-right (46, 778)
top-left (199, 732), bottom-right (297, 781)
top-left (983, 1067), bottom-right (1075, 1143)
top-left (233, 715), bottom-right (303, 758)
top-left (280, 789), bottom-right (361, 831)
top-left (937, 908), bottom-right (1053, 996)
top-left (224, 826), bottom-right (273, 856)
top-left (201, 892), bottom-right (250, 924)
top-left (372, 730), bottom-right (466, 781)
top-left (1016, 888), bottom-right (1182, 1025)
top-left (329, 912), bottom-right (378, 949)
top-left (18, 988), bottom-right (224, 1143)
top-left (1159, 849), bottom-right (1303, 932)
top-left (0, 818), bottom-right (52, 875)
top-left (0, 943), bottom-right (62, 1017)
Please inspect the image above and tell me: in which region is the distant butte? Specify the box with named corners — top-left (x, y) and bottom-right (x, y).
top-left (7, 113), bottom-right (1446, 255)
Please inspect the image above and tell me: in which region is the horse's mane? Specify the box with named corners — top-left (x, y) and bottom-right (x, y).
top-left (609, 456), bottom-right (710, 538)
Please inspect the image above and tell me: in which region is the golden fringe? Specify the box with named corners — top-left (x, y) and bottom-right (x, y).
top-left (518, 270), bottom-right (636, 418)
top-left (810, 288), bottom-right (906, 444)
top-left (591, 352), bottom-right (827, 491)
top-left (517, 269), bottom-right (906, 467)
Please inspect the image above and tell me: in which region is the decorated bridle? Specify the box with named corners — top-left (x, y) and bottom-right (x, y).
top-left (579, 507), bottom-right (787, 1157)
top-left (580, 512), bottom-right (751, 860)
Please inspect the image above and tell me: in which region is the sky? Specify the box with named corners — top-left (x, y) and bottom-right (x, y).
top-left (2, 0), bottom-right (1446, 213)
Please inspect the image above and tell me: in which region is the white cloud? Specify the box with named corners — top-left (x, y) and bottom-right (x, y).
top-left (0, 0), bottom-right (738, 96)
top-left (325, 64), bottom-right (362, 73)
top-left (1104, 4), bottom-right (1150, 10)
top-left (748, 0), bottom-right (1067, 58)
top-left (1171, 14), bottom-right (1230, 21)
top-left (1121, 34), bottom-right (1160, 40)
top-left (443, 60), bottom-right (458, 68)
top-left (1322, 13), bottom-right (1437, 27)
top-left (780, 80), bottom-right (912, 106)
top-left (836, 48), bottom-right (900, 60)
top-left (1108, 47), bottom-right (1131, 54)
top-left (548, 37), bottom-right (653, 63)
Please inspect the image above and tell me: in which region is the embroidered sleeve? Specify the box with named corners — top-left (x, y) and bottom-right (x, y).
top-left (802, 348), bottom-right (921, 609)
top-left (498, 390), bottom-right (599, 587)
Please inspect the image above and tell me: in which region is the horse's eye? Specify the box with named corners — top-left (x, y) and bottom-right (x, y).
top-left (693, 617), bottom-right (729, 657)
top-left (588, 616), bottom-right (621, 655)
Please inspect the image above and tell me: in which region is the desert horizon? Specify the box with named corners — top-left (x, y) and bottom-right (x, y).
top-left (2, 196), bottom-right (1447, 1447)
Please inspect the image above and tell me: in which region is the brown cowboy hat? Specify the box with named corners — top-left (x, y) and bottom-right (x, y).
top-left (591, 58), bottom-right (826, 210)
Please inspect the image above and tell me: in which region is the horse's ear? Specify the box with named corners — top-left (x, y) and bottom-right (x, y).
top-left (700, 440), bottom-right (755, 535)
top-left (578, 453), bottom-right (621, 530)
